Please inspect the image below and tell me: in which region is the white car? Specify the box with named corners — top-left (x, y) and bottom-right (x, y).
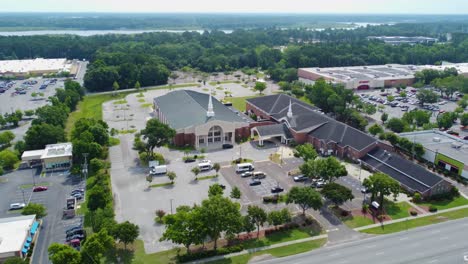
top-left (10, 203), bottom-right (26, 210)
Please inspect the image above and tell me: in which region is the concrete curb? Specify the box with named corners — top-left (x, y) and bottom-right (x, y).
top-left (354, 204), bottom-right (468, 231)
top-left (188, 234), bottom-right (328, 264)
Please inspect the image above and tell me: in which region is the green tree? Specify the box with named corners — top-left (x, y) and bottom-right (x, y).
top-left (213, 162), bottom-right (221, 176)
top-left (267, 208), bottom-right (291, 229)
top-left (0, 150), bottom-right (19, 170)
top-left (321, 183), bottom-right (354, 207)
top-left (140, 119), bottom-right (176, 160)
top-left (81, 229), bottom-right (114, 264)
top-left (198, 195), bottom-right (242, 249)
top-left (254, 82), bottom-right (267, 94)
top-left (33, 104), bottom-right (69, 128)
top-left (160, 206), bottom-right (205, 253)
top-left (0, 131), bottom-right (15, 149)
top-left (461, 113), bottom-right (468, 127)
top-left (368, 124), bottom-right (383, 136)
top-left (113, 221), bottom-right (139, 249)
top-left (363, 172), bottom-right (400, 213)
top-left (4, 257), bottom-right (27, 264)
top-left (167, 171), bottom-right (176, 184)
top-left (208, 184), bottom-right (224, 197)
top-left (87, 187), bottom-right (110, 211)
top-left (247, 205), bottom-right (267, 238)
top-left (135, 80), bottom-right (141, 90)
top-left (416, 89), bottom-right (438, 106)
top-left (24, 109), bottom-right (35, 117)
top-left (381, 112), bottom-right (388, 124)
top-left (294, 143), bottom-right (318, 161)
top-left (22, 203), bottom-right (47, 218)
top-left (286, 186), bottom-right (323, 216)
top-left (386, 118), bottom-right (406, 133)
top-left (242, 215), bottom-right (256, 236)
top-left (301, 157), bottom-right (347, 183)
top-left (437, 112), bottom-right (457, 129)
top-left (112, 81), bottom-right (120, 94)
top-left (48, 243), bottom-right (81, 264)
top-left (363, 103), bottom-right (377, 116)
top-left (191, 167), bottom-right (200, 180)
top-left (230, 186), bottom-right (241, 199)
top-left (24, 123), bottom-right (66, 150)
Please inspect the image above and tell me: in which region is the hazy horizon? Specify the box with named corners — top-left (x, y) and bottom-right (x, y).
top-left (2, 0), bottom-right (468, 14)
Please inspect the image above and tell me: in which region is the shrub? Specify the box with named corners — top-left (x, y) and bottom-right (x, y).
top-left (263, 196), bottom-right (279, 203)
top-left (412, 193), bottom-right (422, 203)
top-left (410, 211), bottom-right (418, 216)
top-left (429, 206), bottom-right (438, 213)
top-left (362, 204), bottom-right (369, 214)
top-left (176, 245), bottom-right (244, 262)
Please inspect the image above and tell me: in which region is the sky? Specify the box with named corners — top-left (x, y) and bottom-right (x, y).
top-left (1, 0), bottom-right (468, 14)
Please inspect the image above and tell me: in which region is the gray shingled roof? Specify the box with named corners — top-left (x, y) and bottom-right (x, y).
top-left (361, 147), bottom-right (444, 193)
top-left (254, 123), bottom-right (293, 139)
top-left (247, 94), bottom-right (377, 151)
top-left (154, 90), bottom-right (246, 130)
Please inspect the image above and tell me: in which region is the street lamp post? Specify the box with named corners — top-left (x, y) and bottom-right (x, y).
top-left (21, 189), bottom-right (26, 204)
top-left (170, 199), bottom-right (174, 214)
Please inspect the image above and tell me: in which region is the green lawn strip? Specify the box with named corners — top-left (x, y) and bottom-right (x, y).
top-left (343, 215), bottom-right (375, 228)
top-left (418, 196), bottom-right (468, 210)
top-left (385, 201), bottom-right (412, 220)
top-left (140, 103), bottom-right (152, 108)
top-left (228, 96), bottom-right (258, 112)
top-left (137, 98), bottom-right (145, 103)
top-left (150, 182), bottom-right (173, 188)
top-left (361, 207), bottom-right (468, 234)
top-left (108, 137), bottom-right (121, 146)
top-left (209, 80), bottom-right (240, 86)
top-left (209, 239), bottom-right (327, 264)
top-left (231, 158), bottom-right (253, 165)
top-left (20, 182), bottom-right (51, 189)
top-left (197, 175), bottom-right (218, 181)
top-left (132, 239), bottom-right (184, 264)
top-left (113, 99), bottom-right (127, 104)
top-left (241, 228), bottom-right (315, 249)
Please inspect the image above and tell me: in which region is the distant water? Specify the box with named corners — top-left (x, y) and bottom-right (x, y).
top-left (0, 29), bottom-right (234, 36)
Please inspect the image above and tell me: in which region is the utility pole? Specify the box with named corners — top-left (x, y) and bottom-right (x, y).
top-left (82, 153), bottom-right (89, 181)
top-left (31, 168), bottom-right (36, 187)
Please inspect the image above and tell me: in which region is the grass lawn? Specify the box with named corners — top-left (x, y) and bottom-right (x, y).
top-left (20, 182), bottom-right (51, 189)
top-left (197, 175), bottom-right (218, 181)
top-left (241, 228), bottom-right (316, 249)
top-left (385, 201), bottom-right (412, 220)
top-left (362, 207), bottom-right (468, 234)
top-left (209, 239), bottom-right (327, 264)
top-left (228, 96), bottom-right (258, 112)
top-left (140, 103), bottom-right (152, 108)
top-left (343, 215), bottom-right (375, 228)
top-left (209, 80), bottom-right (240, 86)
top-left (150, 182), bottom-right (173, 188)
top-left (419, 196), bottom-right (468, 210)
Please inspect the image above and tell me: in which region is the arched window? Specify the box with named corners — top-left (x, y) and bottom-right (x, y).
top-left (208, 126), bottom-right (223, 143)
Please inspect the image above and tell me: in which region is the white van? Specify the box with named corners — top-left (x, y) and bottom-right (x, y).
top-left (150, 165), bottom-right (167, 175)
top-left (198, 162), bottom-right (212, 171)
top-left (236, 163), bottom-right (254, 173)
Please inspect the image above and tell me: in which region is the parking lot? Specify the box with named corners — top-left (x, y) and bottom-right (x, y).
top-left (356, 87), bottom-right (460, 123)
top-left (0, 169), bottom-right (85, 264)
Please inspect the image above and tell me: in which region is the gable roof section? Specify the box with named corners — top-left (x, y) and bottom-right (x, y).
top-left (248, 94), bottom-right (376, 151)
top-left (254, 123), bottom-right (293, 139)
top-left (361, 147), bottom-right (444, 193)
top-left (154, 90), bottom-right (245, 130)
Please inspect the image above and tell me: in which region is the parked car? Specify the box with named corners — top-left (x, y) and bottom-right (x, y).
top-left (66, 229), bottom-right (85, 236)
top-left (463, 136), bottom-right (468, 140)
top-left (66, 234), bottom-right (85, 241)
top-left (249, 179), bottom-right (261, 186)
top-left (271, 186), bottom-right (284, 193)
top-left (33, 186), bottom-right (48, 192)
top-left (65, 226), bottom-right (82, 234)
top-left (241, 171), bottom-right (253, 178)
top-left (252, 171), bottom-right (266, 179)
top-left (293, 175), bottom-right (308, 182)
top-left (184, 158), bottom-right (196, 163)
top-left (67, 239), bottom-right (81, 247)
top-left (222, 144), bottom-right (233, 149)
top-left (9, 203), bottom-right (26, 210)
top-left (312, 180), bottom-right (325, 188)
top-left (71, 193), bottom-right (83, 200)
top-left (71, 190), bottom-right (84, 195)
top-left (361, 187), bottom-right (371, 193)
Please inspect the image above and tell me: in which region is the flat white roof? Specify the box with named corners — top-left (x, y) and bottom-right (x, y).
top-left (0, 58), bottom-right (72, 74)
top-left (21, 149), bottom-right (45, 161)
top-left (41, 142), bottom-right (73, 159)
top-left (0, 215), bottom-right (35, 254)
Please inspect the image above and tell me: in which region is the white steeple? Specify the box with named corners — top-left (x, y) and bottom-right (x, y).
top-left (207, 91), bottom-right (215, 117)
top-left (287, 99), bottom-right (293, 118)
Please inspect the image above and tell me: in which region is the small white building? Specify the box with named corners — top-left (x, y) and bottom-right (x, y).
top-left (0, 215), bottom-right (39, 262)
top-left (21, 143), bottom-right (73, 171)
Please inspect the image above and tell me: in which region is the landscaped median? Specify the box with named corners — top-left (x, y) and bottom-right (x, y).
top-left (356, 206), bottom-right (468, 235)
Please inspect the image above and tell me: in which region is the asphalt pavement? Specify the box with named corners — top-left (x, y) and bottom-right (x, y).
top-left (259, 217), bottom-right (468, 264)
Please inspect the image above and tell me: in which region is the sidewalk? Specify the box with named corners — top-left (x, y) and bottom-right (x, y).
top-left (188, 234), bottom-right (328, 264)
top-left (355, 204), bottom-right (468, 231)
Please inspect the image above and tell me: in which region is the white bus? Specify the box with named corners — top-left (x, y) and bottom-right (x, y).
top-left (198, 162), bottom-right (212, 171)
top-left (236, 163), bottom-right (254, 173)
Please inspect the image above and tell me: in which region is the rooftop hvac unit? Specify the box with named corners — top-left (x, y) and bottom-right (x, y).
top-left (433, 137), bottom-right (441, 142)
top-left (451, 142), bottom-right (462, 149)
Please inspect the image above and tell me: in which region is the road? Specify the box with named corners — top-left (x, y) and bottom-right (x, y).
top-left (259, 217), bottom-right (468, 264)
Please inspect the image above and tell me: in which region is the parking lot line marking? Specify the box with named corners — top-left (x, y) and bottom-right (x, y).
top-left (399, 237), bottom-right (409, 241)
top-left (428, 259), bottom-right (438, 263)
top-left (375, 252), bottom-right (384, 256)
top-left (439, 236), bottom-right (449, 240)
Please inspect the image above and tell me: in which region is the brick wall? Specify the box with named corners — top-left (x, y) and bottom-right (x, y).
top-left (173, 133), bottom-right (195, 147)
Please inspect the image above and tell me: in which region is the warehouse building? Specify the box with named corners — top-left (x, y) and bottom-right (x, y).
top-left (0, 58), bottom-right (77, 78)
top-left (400, 130), bottom-right (468, 180)
top-left (298, 63), bottom-right (468, 90)
top-left (0, 215), bottom-right (39, 262)
top-left (21, 143), bottom-right (73, 171)
top-left (367, 36), bottom-right (438, 45)
top-left (153, 90), bottom-right (251, 149)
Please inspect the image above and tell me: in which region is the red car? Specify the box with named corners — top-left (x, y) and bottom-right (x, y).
top-left (33, 186), bottom-right (48, 192)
